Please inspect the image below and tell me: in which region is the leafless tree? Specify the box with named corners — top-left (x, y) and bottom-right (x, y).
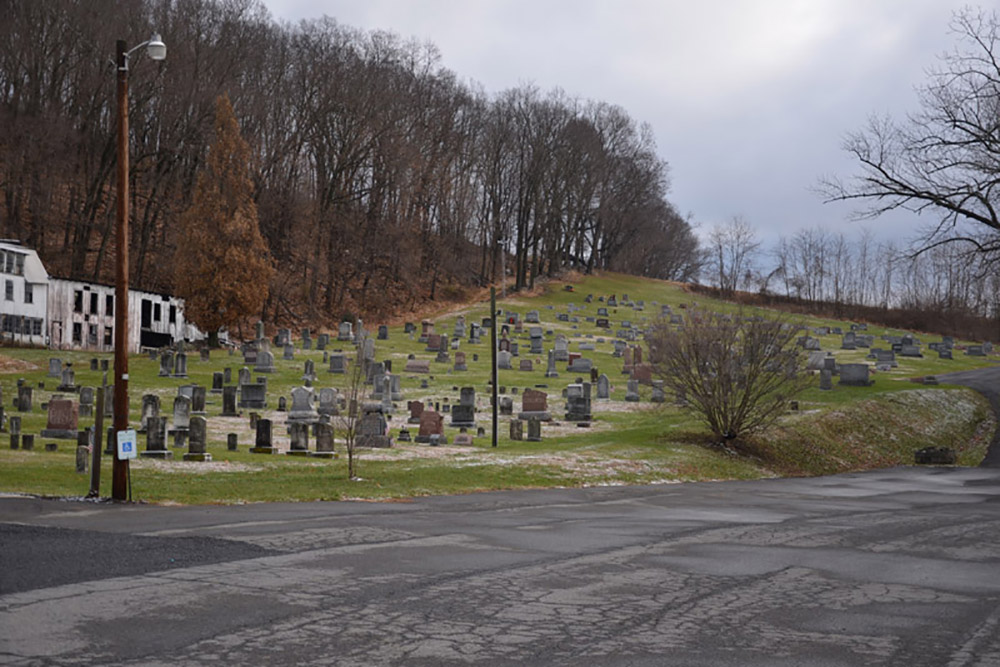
top-left (646, 309), bottom-right (811, 447)
top-left (821, 7), bottom-right (1000, 265)
top-left (706, 216), bottom-right (760, 294)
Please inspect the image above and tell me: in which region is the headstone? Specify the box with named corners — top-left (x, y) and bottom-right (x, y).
top-left (839, 364), bottom-right (873, 386)
top-left (404, 359), bottom-right (431, 373)
top-left (302, 359), bottom-right (316, 383)
top-left (78, 386), bottom-right (95, 418)
top-left (357, 406), bottom-right (392, 448)
top-left (526, 418), bottom-right (542, 442)
top-left (159, 351), bottom-right (173, 377)
top-left (211, 372), bottom-right (224, 394)
top-left (499, 396), bottom-right (513, 416)
top-left (819, 369), bottom-right (833, 390)
top-left (337, 321), bottom-right (353, 341)
top-left (48, 358), bottom-right (62, 378)
top-left (519, 359), bottom-right (533, 372)
top-left (378, 325), bottom-right (388, 340)
top-left (200, 348), bottom-right (211, 362)
top-left (318, 388), bottom-right (339, 417)
top-left (251, 418), bottom-right (274, 453)
top-left (328, 353), bottom-right (347, 374)
top-left (625, 379), bottom-right (640, 402)
top-left (597, 374), bottom-right (610, 399)
top-left (141, 416), bottom-right (171, 458)
top-left (453, 351), bottom-right (467, 372)
top-left (565, 383), bottom-right (592, 422)
top-left (57, 367), bottom-right (76, 392)
top-left (416, 410), bottom-right (445, 444)
top-left (497, 350), bottom-right (513, 370)
top-left (518, 388), bottom-right (551, 421)
top-left (191, 385), bottom-right (206, 414)
top-left (183, 416), bottom-right (211, 461)
top-left (287, 422), bottom-right (310, 455)
top-left (172, 395), bottom-right (192, 432)
top-left (40, 398), bottom-right (79, 439)
top-left (173, 351), bottom-right (189, 378)
top-left (407, 400), bottom-right (424, 424)
top-left (16, 384), bottom-right (32, 412)
top-left (238, 366), bottom-right (251, 386)
top-left (509, 419), bottom-right (523, 441)
top-left (222, 386), bottom-right (239, 416)
top-left (450, 387), bottom-right (476, 427)
top-left (239, 383), bottom-right (267, 409)
top-left (255, 349), bottom-right (276, 373)
top-left (651, 380), bottom-right (665, 403)
top-left (283, 344), bottom-right (295, 361)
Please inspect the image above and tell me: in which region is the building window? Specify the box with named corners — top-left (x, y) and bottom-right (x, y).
top-left (3, 252), bottom-right (13, 274)
top-left (104, 326), bottom-right (113, 346)
top-left (169, 304), bottom-right (176, 324)
top-left (72, 322), bottom-right (82, 343)
top-left (74, 290), bottom-right (83, 313)
top-left (88, 324), bottom-right (98, 345)
top-left (154, 303), bottom-right (161, 322)
top-left (14, 253), bottom-right (23, 276)
top-left (30, 318), bottom-right (42, 336)
top-left (106, 294), bottom-right (114, 316)
top-left (4, 280), bottom-right (12, 301)
top-left (24, 282), bottom-right (33, 304)
top-left (89, 292), bottom-right (98, 314)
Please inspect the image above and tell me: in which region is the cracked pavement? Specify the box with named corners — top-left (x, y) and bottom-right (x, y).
top-left (2, 466), bottom-right (1000, 665)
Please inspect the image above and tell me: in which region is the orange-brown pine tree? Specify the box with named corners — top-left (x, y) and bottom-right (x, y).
top-left (174, 94), bottom-right (274, 345)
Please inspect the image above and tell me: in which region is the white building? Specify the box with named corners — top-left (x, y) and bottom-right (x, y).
top-left (0, 240), bottom-right (203, 353)
top-left (0, 240), bottom-right (49, 346)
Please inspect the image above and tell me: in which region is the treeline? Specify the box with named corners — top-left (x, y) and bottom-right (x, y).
top-left (704, 219), bottom-right (1000, 340)
top-left (0, 0), bottom-right (701, 324)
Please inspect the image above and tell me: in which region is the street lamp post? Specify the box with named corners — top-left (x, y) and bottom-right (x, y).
top-left (113, 34), bottom-right (165, 501)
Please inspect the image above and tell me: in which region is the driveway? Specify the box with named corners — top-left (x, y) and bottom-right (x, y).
top-left (2, 465), bottom-right (1000, 666)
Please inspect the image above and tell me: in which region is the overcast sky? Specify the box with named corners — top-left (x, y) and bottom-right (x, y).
top-left (263, 0), bottom-right (972, 249)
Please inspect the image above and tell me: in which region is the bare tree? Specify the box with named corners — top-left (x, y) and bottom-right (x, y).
top-left (822, 7), bottom-right (1000, 264)
top-left (646, 309), bottom-right (811, 447)
top-left (706, 216), bottom-right (760, 294)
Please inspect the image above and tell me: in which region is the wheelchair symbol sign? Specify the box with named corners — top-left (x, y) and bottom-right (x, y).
top-left (117, 429), bottom-right (138, 460)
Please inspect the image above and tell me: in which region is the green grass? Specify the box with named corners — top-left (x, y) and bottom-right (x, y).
top-left (1, 271), bottom-right (997, 504)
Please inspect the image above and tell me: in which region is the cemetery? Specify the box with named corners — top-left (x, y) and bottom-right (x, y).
top-left (0, 271), bottom-right (997, 504)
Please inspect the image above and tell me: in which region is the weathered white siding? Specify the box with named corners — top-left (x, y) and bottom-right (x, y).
top-left (0, 241), bottom-right (49, 346)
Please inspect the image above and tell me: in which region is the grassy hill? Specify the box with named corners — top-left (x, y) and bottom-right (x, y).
top-left (0, 271), bottom-right (995, 504)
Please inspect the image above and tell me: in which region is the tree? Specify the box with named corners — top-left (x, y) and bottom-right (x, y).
top-left (645, 309), bottom-right (811, 447)
top-left (173, 94), bottom-right (274, 345)
top-left (706, 216), bottom-right (760, 294)
top-left (822, 8), bottom-right (1000, 264)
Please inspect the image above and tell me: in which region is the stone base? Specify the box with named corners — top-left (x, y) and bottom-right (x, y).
top-left (310, 451), bottom-right (338, 459)
top-left (414, 435), bottom-right (448, 445)
top-left (449, 420), bottom-right (475, 428)
top-left (517, 411), bottom-right (551, 422)
top-left (249, 446), bottom-right (276, 454)
top-left (565, 413), bottom-right (591, 422)
top-left (357, 436), bottom-right (393, 448)
top-left (285, 450), bottom-right (310, 456)
top-left (40, 429), bottom-right (77, 439)
top-left (44, 443), bottom-right (59, 451)
top-left (183, 453), bottom-right (213, 462)
top-left (140, 450), bottom-right (174, 459)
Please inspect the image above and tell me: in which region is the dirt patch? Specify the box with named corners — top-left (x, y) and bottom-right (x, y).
top-left (0, 354), bottom-right (38, 374)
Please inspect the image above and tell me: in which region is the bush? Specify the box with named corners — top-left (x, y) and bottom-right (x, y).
top-left (646, 309), bottom-right (811, 447)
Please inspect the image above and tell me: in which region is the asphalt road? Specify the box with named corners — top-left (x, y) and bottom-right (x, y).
top-left (937, 364), bottom-right (1000, 467)
top-left (2, 465), bottom-right (1000, 666)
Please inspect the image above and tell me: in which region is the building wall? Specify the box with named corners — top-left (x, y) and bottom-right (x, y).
top-left (0, 242), bottom-right (49, 346)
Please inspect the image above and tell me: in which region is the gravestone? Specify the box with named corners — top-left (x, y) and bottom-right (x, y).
top-left (377, 325), bottom-right (388, 340)
top-left (839, 363), bottom-right (873, 387)
top-left (16, 385), bottom-right (32, 412)
top-left (545, 350), bottom-right (559, 378)
top-left (819, 369), bottom-right (833, 390)
top-left (277, 396), bottom-right (287, 412)
top-left (317, 388), bottom-right (339, 417)
top-left (173, 352), bottom-right (188, 378)
top-left (625, 379), bottom-right (640, 402)
top-left (78, 386), bottom-right (95, 418)
top-left (407, 400), bottom-right (424, 424)
top-left (200, 348), bottom-right (210, 362)
top-left (526, 418), bottom-right (542, 442)
top-left (184, 416), bottom-right (211, 461)
top-left (453, 351), bottom-right (467, 372)
top-left (565, 383), bottom-right (592, 422)
top-left (509, 419), bottom-right (523, 441)
top-left (525, 310), bottom-right (540, 324)
top-left (416, 410), bottom-right (445, 444)
top-left (597, 373), bottom-right (610, 399)
top-left (57, 367), bottom-right (76, 391)
top-left (140, 416), bottom-right (171, 458)
top-left (966, 345), bottom-right (986, 357)
top-left (317, 333), bottom-right (329, 350)
top-left (222, 386), bottom-right (239, 416)
top-left (288, 386), bottom-right (318, 423)
top-left (239, 383), bottom-right (267, 409)
top-left (251, 418), bottom-right (274, 453)
top-left (567, 357), bottom-right (593, 374)
top-left (404, 359), bottom-right (430, 373)
top-left (450, 387), bottom-right (476, 427)
top-left (453, 316), bottom-right (466, 339)
top-left (159, 351), bottom-right (174, 377)
top-left (211, 372), bottom-right (224, 394)
top-left (651, 380), bottom-right (666, 403)
top-left (48, 358), bottom-right (62, 378)
top-left (899, 344), bottom-right (923, 358)
top-left (191, 385), bottom-right (206, 415)
top-left (337, 321), bottom-right (353, 341)
top-left (939, 348), bottom-right (953, 360)
top-left (497, 350), bottom-right (513, 370)
top-left (519, 359), bottom-right (534, 372)
top-left (40, 398), bottom-right (79, 439)
top-left (255, 349), bottom-right (276, 373)
top-left (140, 394), bottom-right (160, 432)
top-left (418, 320), bottom-right (434, 344)
top-left (328, 353), bottom-right (347, 374)
top-left (227, 433), bottom-right (238, 451)
top-left (172, 395), bottom-right (192, 432)
top-left (499, 396), bottom-right (513, 416)
top-left (283, 344), bottom-right (295, 361)
top-left (287, 422), bottom-right (310, 456)
top-left (302, 359), bottom-right (316, 383)
top-left (357, 406), bottom-right (392, 448)
top-left (518, 389), bottom-right (551, 421)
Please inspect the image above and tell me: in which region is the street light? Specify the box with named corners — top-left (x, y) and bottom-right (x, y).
top-left (113, 34), bottom-right (165, 501)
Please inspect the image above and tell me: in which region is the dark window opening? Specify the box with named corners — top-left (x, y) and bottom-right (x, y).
top-left (154, 303), bottom-right (161, 322)
top-left (72, 322), bottom-right (82, 343)
top-left (106, 294), bottom-right (114, 316)
top-left (169, 304), bottom-right (176, 324)
top-left (74, 290), bottom-right (83, 313)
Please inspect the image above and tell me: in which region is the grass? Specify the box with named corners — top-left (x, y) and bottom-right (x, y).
top-left (1, 271), bottom-right (997, 504)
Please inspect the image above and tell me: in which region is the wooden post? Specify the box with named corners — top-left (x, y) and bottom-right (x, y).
top-left (491, 287), bottom-right (498, 448)
top-left (113, 39), bottom-right (130, 501)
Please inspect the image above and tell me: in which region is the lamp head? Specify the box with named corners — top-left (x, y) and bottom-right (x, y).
top-left (146, 33), bottom-right (166, 61)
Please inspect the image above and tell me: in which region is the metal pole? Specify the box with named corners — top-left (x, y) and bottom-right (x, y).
top-left (89, 386), bottom-right (105, 497)
top-left (112, 39), bottom-right (130, 501)
top-left (491, 287), bottom-right (498, 448)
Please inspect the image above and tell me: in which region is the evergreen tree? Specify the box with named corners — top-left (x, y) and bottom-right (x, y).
top-left (174, 94), bottom-right (274, 345)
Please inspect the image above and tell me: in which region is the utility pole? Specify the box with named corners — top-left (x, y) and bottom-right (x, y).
top-left (491, 287), bottom-right (498, 448)
top-left (113, 38), bottom-right (130, 501)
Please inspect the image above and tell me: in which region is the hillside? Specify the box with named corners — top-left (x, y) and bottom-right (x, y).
top-left (0, 271), bottom-right (996, 504)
